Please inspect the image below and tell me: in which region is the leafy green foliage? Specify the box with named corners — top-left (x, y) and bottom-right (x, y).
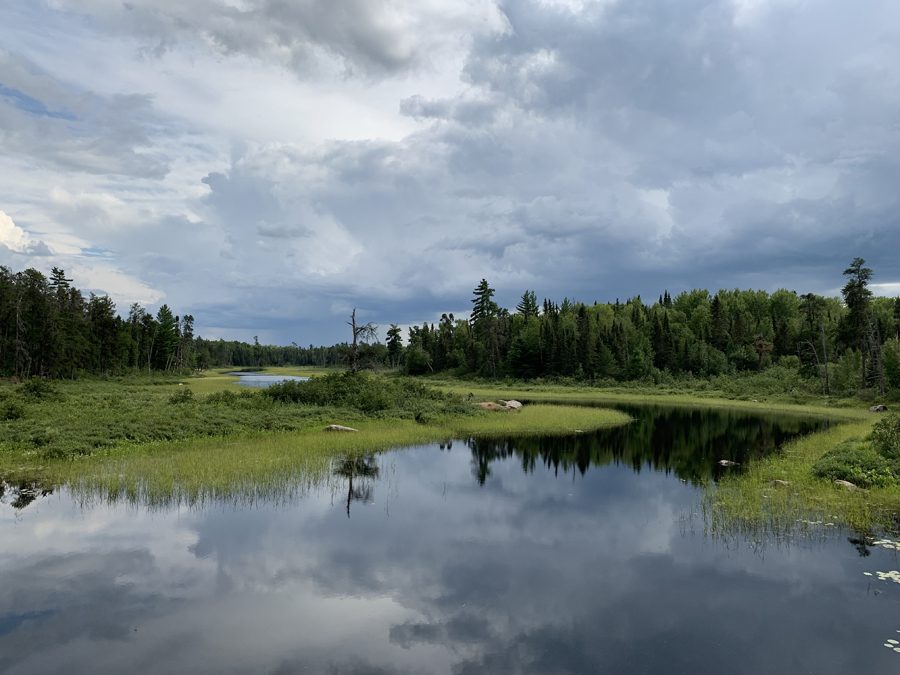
top-left (20, 378), bottom-right (63, 401)
top-left (0, 377), bottom-right (365, 461)
top-left (262, 372), bottom-right (475, 421)
top-left (168, 387), bottom-right (195, 404)
top-left (0, 399), bottom-right (25, 421)
top-left (872, 412), bottom-right (900, 460)
top-left (811, 439), bottom-right (899, 487)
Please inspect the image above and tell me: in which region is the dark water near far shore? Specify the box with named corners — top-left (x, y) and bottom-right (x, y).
top-left (2, 403), bottom-right (899, 674)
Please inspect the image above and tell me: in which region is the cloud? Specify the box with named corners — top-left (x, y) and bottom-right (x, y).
top-left (50, 0), bottom-right (510, 79)
top-left (0, 50), bottom-right (167, 177)
top-left (0, 0), bottom-right (897, 344)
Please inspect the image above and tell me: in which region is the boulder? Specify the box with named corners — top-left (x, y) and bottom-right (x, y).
top-left (870, 405), bottom-right (888, 412)
top-left (503, 400), bottom-right (523, 409)
top-left (834, 479), bottom-right (862, 491)
top-left (323, 425), bottom-right (358, 432)
top-left (718, 460), bottom-right (740, 467)
top-left (475, 402), bottom-right (508, 412)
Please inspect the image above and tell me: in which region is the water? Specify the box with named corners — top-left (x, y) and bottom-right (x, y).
top-left (229, 372), bottom-right (310, 388)
top-left (2, 404), bottom-right (899, 674)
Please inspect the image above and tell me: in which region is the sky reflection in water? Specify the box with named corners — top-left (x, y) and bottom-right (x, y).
top-left (1, 405), bottom-right (898, 674)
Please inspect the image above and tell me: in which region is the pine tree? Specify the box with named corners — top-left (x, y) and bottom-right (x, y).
top-left (471, 279), bottom-right (498, 323)
top-left (516, 290), bottom-right (539, 320)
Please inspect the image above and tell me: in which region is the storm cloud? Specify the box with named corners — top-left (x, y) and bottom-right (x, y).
top-left (0, 0), bottom-right (897, 343)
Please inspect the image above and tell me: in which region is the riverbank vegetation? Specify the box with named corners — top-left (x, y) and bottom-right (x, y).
top-left (704, 414), bottom-right (900, 539)
top-left (0, 372), bottom-right (629, 503)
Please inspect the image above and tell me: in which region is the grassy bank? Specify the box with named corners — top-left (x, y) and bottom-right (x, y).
top-left (41, 405), bottom-right (630, 507)
top-left (702, 419), bottom-right (900, 538)
top-left (426, 379), bottom-right (872, 421)
top-left (0, 374), bottom-right (629, 505)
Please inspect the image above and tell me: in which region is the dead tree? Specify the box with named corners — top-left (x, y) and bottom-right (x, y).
top-left (345, 308), bottom-right (378, 373)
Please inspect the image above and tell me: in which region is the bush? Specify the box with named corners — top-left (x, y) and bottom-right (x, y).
top-left (169, 388), bottom-right (195, 404)
top-left (812, 439), bottom-right (898, 487)
top-left (872, 412), bottom-right (900, 460)
top-left (1, 400), bottom-right (25, 421)
top-left (20, 378), bottom-right (62, 402)
top-left (262, 372), bottom-right (475, 418)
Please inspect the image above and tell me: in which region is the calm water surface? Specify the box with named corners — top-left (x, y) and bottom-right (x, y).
top-left (230, 372), bottom-right (309, 388)
top-left (2, 404), bottom-right (899, 674)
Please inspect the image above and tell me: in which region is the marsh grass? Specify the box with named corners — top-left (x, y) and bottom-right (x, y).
top-left (54, 405), bottom-right (629, 507)
top-left (0, 377), bottom-right (363, 474)
top-left (432, 381), bottom-right (872, 421)
top-left (702, 421), bottom-right (900, 540)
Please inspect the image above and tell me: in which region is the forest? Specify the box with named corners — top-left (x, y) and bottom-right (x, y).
top-left (1, 259), bottom-right (898, 398)
top-left (396, 258), bottom-right (900, 398)
top-left (0, 266), bottom-right (338, 377)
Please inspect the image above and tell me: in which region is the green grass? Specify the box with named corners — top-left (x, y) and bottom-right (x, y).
top-left (49, 405), bottom-right (631, 507)
top-left (702, 420), bottom-right (900, 539)
top-left (429, 380), bottom-right (872, 421)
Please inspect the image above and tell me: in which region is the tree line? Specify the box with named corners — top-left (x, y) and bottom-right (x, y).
top-left (0, 265), bottom-right (342, 378)
top-left (391, 259), bottom-right (900, 396)
top-left (3, 259), bottom-right (898, 396)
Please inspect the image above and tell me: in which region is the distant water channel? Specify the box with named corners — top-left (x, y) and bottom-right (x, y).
top-left (229, 372), bottom-right (309, 388)
top-left (2, 403), bottom-right (899, 674)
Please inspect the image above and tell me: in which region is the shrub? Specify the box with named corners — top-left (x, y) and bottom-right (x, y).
top-left (812, 439), bottom-right (898, 487)
top-left (262, 372), bottom-right (474, 418)
top-left (20, 378), bottom-right (62, 402)
top-left (872, 412), bottom-right (900, 460)
top-left (169, 388), bottom-right (195, 404)
top-left (1, 400), bottom-right (25, 421)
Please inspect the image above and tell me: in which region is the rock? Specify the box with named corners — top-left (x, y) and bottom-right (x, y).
top-left (503, 400), bottom-right (523, 409)
top-left (870, 405), bottom-right (888, 412)
top-left (323, 425), bottom-right (358, 432)
top-left (475, 402), bottom-right (507, 412)
top-left (768, 479), bottom-right (791, 487)
top-left (834, 479), bottom-right (862, 491)
top-left (718, 460), bottom-right (740, 467)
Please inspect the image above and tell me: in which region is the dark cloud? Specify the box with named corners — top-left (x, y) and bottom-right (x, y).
top-left (1, 0), bottom-right (898, 343)
top-left (57, 0), bottom-right (508, 79)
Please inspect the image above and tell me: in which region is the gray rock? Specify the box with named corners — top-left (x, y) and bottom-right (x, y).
top-left (718, 460), bottom-right (740, 467)
top-left (870, 404), bottom-right (888, 412)
top-left (834, 479), bottom-right (862, 491)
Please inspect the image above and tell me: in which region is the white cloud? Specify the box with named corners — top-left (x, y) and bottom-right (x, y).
top-left (0, 210), bottom-right (31, 252)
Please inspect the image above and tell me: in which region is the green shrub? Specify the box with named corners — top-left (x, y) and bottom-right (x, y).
top-left (20, 378), bottom-right (62, 402)
top-left (811, 439), bottom-right (898, 487)
top-left (169, 388), bottom-right (195, 404)
top-left (262, 372), bottom-right (474, 418)
top-left (1, 400), bottom-right (25, 421)
top-left (872, 412), bottom-right (900, 460)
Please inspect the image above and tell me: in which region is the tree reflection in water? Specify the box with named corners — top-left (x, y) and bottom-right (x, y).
top-left (465, 403), bottom-right (826, 485)
top-left (333, 455), bottom-right (380, 517)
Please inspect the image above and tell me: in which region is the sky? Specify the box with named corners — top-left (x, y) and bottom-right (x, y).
top-left (0, 0), bottom-right (898, 346)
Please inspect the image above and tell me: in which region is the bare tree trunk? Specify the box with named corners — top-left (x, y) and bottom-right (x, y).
top-left (820, 324), bottom-right (829, 395)
top-left (801, 340), bottom-right (825, 395)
